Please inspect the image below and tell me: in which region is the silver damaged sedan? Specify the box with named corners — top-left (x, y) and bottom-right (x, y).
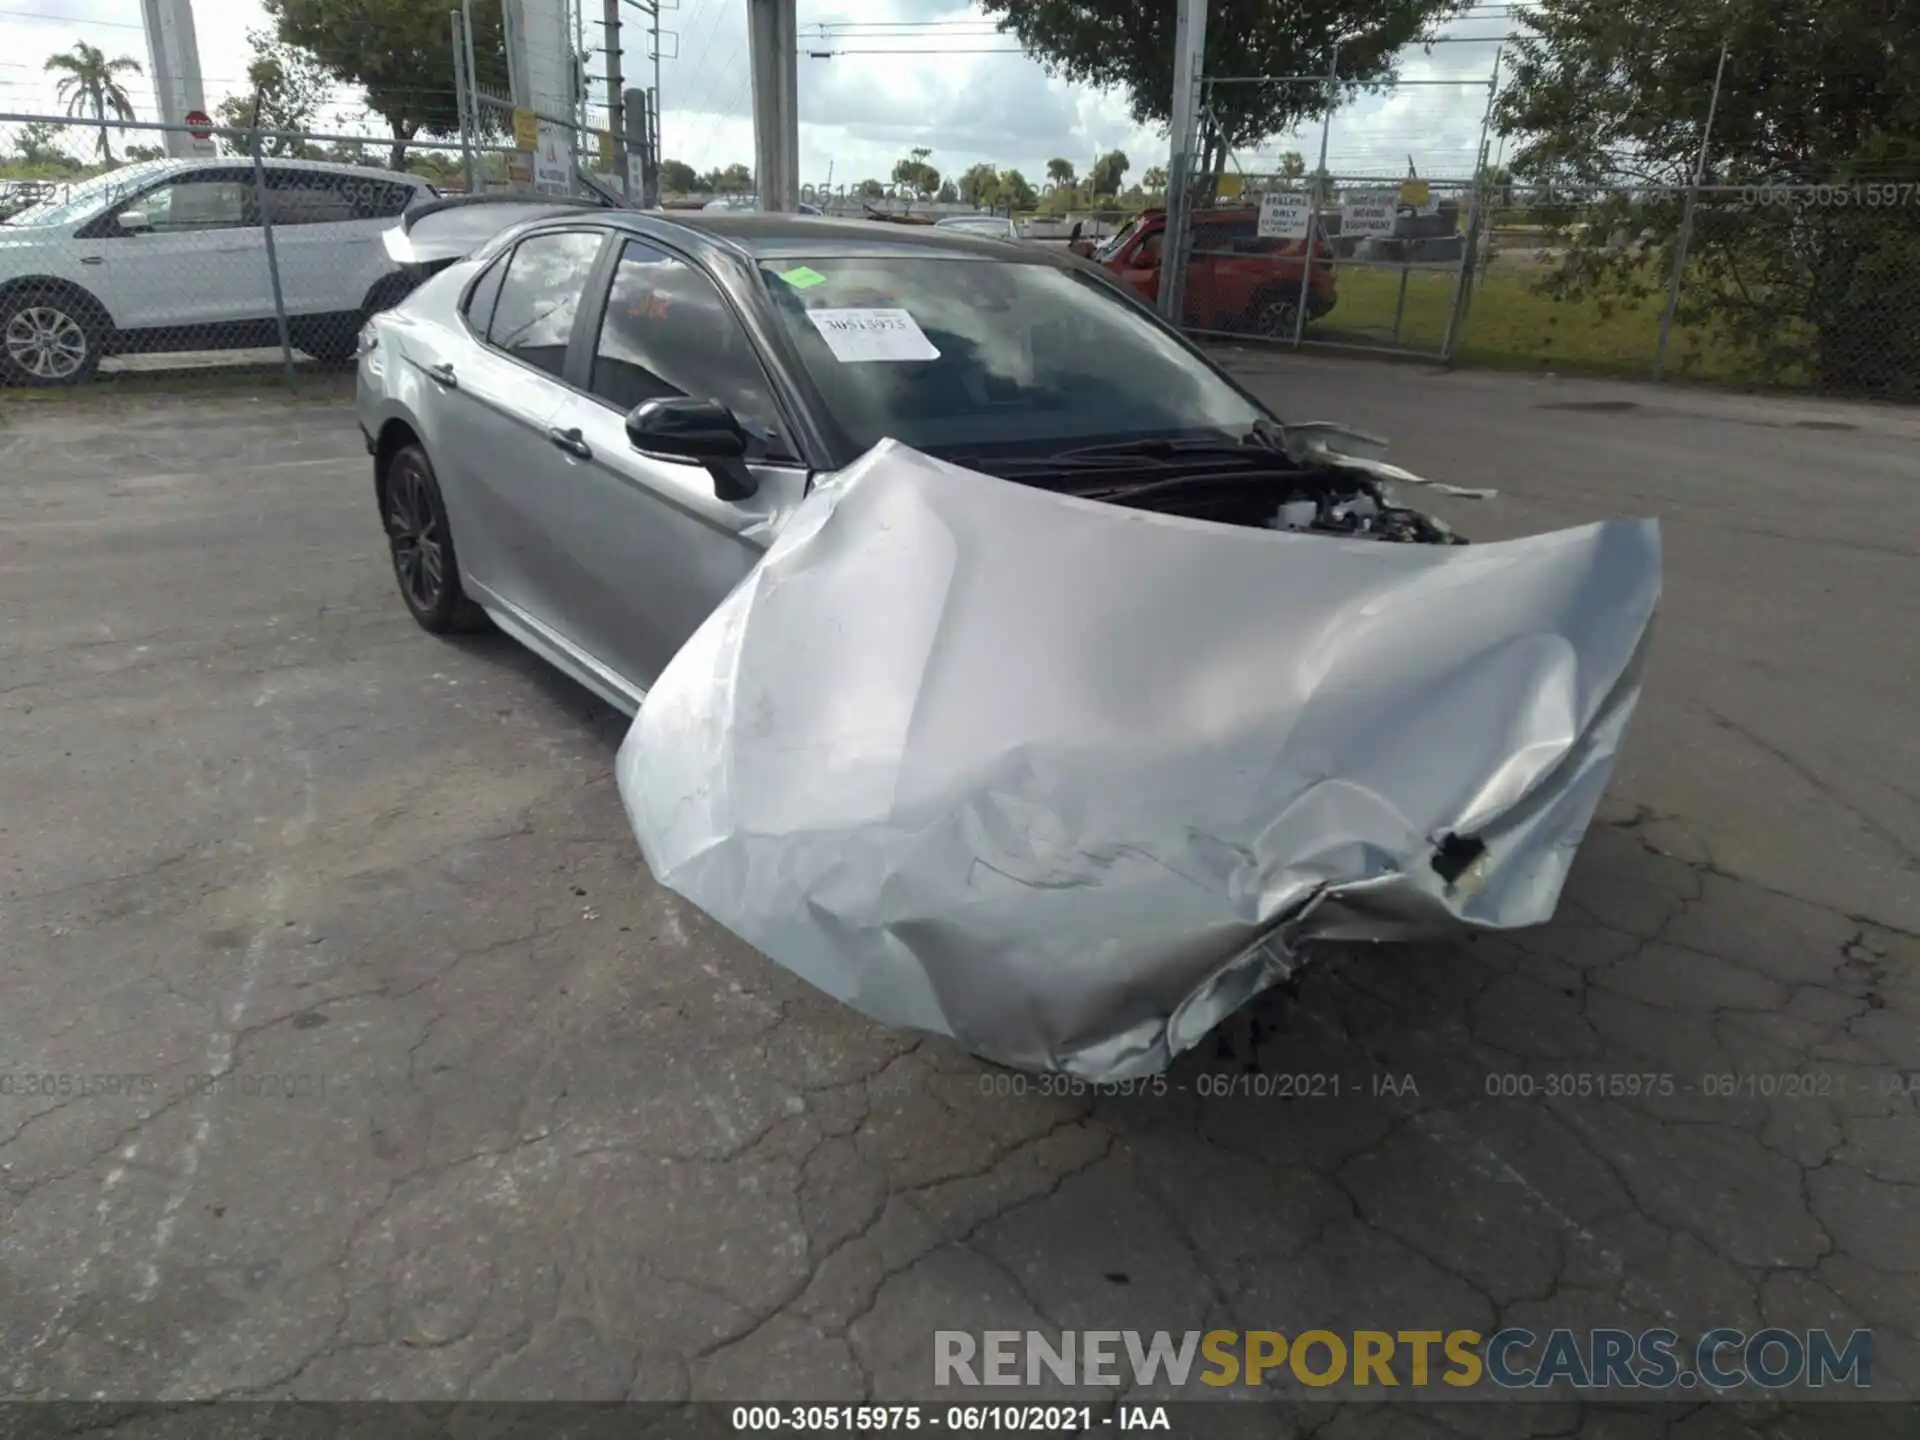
top-left (357, 208), bottom-right (1661, 1080)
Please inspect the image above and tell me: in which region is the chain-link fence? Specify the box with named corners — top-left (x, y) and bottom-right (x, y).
top-left (0, 111), bottom-right (605, 389)
top-left (1467, 180), bottom-right (1920, 398)
top-left (1166, 59), bottom-right (1500, 360)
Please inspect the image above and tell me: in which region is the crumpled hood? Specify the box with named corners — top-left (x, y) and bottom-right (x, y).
top-left (617, 440), bottom-right (1662, 1080)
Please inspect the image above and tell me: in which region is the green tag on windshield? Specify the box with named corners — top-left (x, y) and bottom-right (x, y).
top-left (778, 265), bottom-right (828, 289)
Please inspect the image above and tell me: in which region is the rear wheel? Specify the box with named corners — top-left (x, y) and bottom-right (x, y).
top-left (383, 445), bottom-right (489, 634)
top-left (1, 289), bottom-right (105, 385)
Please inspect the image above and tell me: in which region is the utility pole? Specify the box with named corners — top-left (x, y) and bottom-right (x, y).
top-left (603, 0), bottom-right (624, 187)
top-left (748, 0), bottom-right (798, 210)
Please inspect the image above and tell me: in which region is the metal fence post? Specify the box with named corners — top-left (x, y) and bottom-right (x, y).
top-left (246, 110), bottom-right (298, 389)
top-left (451, 11), bottom-right (476, 194)
top-left (1441, 44), bottom-right (1503, 364)
top-left (1654, 38), bottom-right (1728, 381)
top-left (1293, 51), bottom-right (1336, 347)
top-left (1160, 0), bottom-right (1208, 325)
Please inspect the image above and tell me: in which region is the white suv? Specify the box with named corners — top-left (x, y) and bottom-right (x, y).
top-left (0, 157), bottom-right (434, 384)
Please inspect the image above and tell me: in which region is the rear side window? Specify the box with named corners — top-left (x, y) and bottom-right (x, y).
top-left (462, 253), bottom-right (508, 334)
top-left (486, 230), bottom-right (603, 378)
top-left (266, 171), bottom-right (417, 224)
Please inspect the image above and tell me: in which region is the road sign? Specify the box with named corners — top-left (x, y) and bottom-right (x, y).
top-left (533, 120), bottom-right (572, 193)
top-left (1340, 188), bottom-right (1399, 238)
top-left (184, 109), bottom-right (213, 140)
top-left (512, 107), bottom-right (539, 151)
top-left (1257, 190), bottom-right (1310, 240)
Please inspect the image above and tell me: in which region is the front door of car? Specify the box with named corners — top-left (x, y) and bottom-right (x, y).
top-left (544, 236), bottom-right (810, 694)
top-left (426, 229), bottom-right (608, 629)
top-left (91, 168), bottom-right (269, 331)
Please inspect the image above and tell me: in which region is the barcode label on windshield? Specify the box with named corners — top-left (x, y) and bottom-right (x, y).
top-left (805, 308), bottom-right (941, 362)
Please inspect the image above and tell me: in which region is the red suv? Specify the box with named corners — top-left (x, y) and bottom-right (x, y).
top-left (1068, 207), bottom-right (1337, 336)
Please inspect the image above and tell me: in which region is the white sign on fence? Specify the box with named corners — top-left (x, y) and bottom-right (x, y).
top-left (1257, 190), bottom-right (1311, 240)
top-left (1340, 189), bottom-right (1400, 238)
top-left (533, 120), bottom-right (573, 193)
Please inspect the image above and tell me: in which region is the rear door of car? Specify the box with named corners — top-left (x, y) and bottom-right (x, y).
top-left (425, 227), bottom-right (611, 629)
top-left (542, 234), bottom-right (811, 692)
top-left (262, 169), bottom-right (416, 315)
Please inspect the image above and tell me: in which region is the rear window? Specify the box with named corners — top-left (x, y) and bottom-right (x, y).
top-left (758, 255), bottom-right (1262, 460)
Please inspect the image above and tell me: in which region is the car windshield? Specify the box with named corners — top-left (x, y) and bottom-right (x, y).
top-left (2, 161), bottom-right (174, 227)
top-left (1092, 216), bottom-right (1149, 261)
top-left (758, 255), bottom-right (1266, 460)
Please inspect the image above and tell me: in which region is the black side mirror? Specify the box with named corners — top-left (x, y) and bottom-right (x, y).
top-left (626, 397), bottom-right (758, 501)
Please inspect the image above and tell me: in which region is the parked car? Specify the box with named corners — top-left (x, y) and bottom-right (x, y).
top-left (354, 207), bottom-right (1659, 1076)
top-left (1068, 206), bottom-right (1337, 336)
top-left (0, 157), bottom-right (435, 384)
top-left (702, 195), bottom-right (824, 215)
top-left (933, 213), bottom-right (1020, 241)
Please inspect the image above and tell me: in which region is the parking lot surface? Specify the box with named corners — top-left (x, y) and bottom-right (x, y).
top-left (1, 359), bottom-right (1916, 1433)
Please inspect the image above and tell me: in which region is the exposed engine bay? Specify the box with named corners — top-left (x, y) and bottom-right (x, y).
top-left (1077, 463), bottom-right (1464, 545)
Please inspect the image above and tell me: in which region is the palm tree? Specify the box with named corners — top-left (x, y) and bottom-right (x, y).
top-left (44, 42), bottom-right (143, 163)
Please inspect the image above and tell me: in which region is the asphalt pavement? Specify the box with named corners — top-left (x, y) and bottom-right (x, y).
top-left (0, 357), bottom-right (1915, 1433)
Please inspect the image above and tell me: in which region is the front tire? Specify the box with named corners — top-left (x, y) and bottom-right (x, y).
top-left (382, 444), bottom-right (488, 634)
top-left (1, 288), bottom-right (105, 386)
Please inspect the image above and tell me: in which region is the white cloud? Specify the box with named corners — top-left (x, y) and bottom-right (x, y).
top-left (1, 0), bottom-right (1509, 185)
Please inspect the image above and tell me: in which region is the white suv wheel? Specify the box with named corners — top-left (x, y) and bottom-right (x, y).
top-left (3, 302), bottom-right (94, 383)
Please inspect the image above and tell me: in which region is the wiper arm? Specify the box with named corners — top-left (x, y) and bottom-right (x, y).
top-left (1049, 434), bottom-right (1283, 463)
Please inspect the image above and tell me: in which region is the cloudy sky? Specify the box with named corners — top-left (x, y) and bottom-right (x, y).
top-left (2, 0), bottom-right (1515, 184)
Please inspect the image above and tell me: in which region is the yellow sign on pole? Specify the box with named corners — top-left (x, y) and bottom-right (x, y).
top-left (1216, 174), bottom-right (1243, 200)
top-left (597, 129), bottom-right (614, 170)
top-left (1399, 178), bottom-right (1431, 208)
top-left (512, 107), bottom-right (539, 151)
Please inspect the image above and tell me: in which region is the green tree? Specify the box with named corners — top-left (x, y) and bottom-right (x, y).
top-left (658, 158), bottom-right (698, 194)
top-left (997, 168), bottom-right (1037, 209)
top-left (1045, 156), bottom-right (1075, 189)
top-left (958, 162), bottom-right (1001, 207)
top-left (1496, 0), bottom-right (1920, 395)
top-left (215, 31), bottom-right (333, 156)
top-left (10, 120), bottom-right (80, 170)
top-left (1280, 151), bottom-right (1307, 180)
top-left (856, 177), bottom-right (886, 200)
top-left (1090, 148), bottom-right (1129, 195)
top-left (936, 178), bottom-right (959, 203)
top-left (978, 0), bottom-right (1465, 191)
top-left (891, 156), bottom-right (940, 198)
top-left (44, 42), bottom-right (143, 163)
top-left (1141, 164), bottom-right (1167, 192)
top-left (264, 0), bottom-right (508, 168)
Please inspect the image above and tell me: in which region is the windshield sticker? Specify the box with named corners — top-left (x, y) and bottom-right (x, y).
top-left (804, 308), bottom-right (940, 363)
top-left (776, 265), bottom-right (828, 289)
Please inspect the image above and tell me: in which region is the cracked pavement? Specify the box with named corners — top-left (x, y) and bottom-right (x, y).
top-left (1, 360), bottom-right (1916, 1435)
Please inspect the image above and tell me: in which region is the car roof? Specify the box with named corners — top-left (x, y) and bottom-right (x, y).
top-left (633, 210), bottom-right (1053, 263)
top-left (143, 156), bottom-right (428, 185)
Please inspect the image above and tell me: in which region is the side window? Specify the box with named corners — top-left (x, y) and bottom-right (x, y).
top-left (588, 240), bottom-right (784, 449)
top-left (1135, 230), bottom-right (1164, 265)
top-left (462, 253), bottom-right (509, 335)
top-left (263, 172), bottom-right (355, 225)
top-left (485, 230), bottom-right (603, 378)
top-left (127, 175), bottom-right (250, 232)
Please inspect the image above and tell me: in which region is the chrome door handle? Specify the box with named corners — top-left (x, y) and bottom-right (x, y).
top-left (80, 256), bottom-right (104, 265)
top-left (546, 426), bottom-right (591, 459)
top-left (424, 362), bottom-right (457, 388)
